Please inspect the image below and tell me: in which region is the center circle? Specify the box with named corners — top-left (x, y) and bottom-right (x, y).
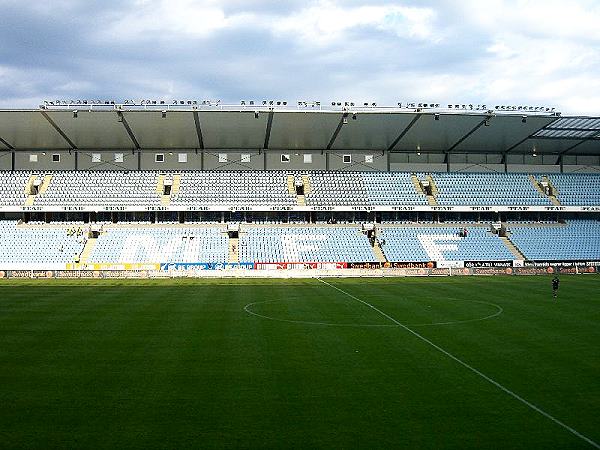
top-left (244, 297), bottom-right (503, 328)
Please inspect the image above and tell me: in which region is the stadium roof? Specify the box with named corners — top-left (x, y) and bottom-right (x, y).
top-left (0, 105), bottom-right (598, 156)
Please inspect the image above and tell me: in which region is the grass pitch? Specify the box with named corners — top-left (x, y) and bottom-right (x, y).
top-left (0, 276), bottom-right (599, 449)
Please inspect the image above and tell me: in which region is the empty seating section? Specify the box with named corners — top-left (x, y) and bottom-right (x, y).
top-left (304, 172), bottom-right (369, 206)
top-left (379, 227), bottom-right (515, 262)
top-left (509, 221), bottom-right (600, 260)
top-left (2, 170), bottom-right (600, 207)
top-left (35, 171), bottom-right (162, 206)
top-left (432, 173), bottom-right (551, 205)
top-left (362, 172), bottom-right (428, 205)
top-left (545, 173), bottom-right (600, 205)
top-left (89, 227), bottom-right (229, 263)
top-left (171, 172), bottom-right (296, 206)
top-left (0, 221), bottom-right (85, 264)
top-left (239, 227), bottom-right (377, 262)
top-left (0, 171), bottom-right (30, 206)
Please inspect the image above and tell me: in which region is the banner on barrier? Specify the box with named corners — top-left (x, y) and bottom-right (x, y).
top-left (160, 262), bottom-right (254, 271)
top-left (436, 261), bottom-right (464, 269)
top-left (5, 204), bottom-right (600, 213)
top-left (523, 260), bottom-right (600, 268)
top-left (464, 260), bottom-right (513, 268)
top-left (66, 263), bottom-right (160, 271)
top-left (254, 262), bottom-right (348, 270)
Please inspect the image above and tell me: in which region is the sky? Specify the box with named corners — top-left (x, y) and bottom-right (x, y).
top-left (0, 0), bottom-right (599, 115)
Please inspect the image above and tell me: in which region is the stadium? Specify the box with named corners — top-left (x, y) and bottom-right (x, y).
top-left (0, 99), bottom-right (599, 448)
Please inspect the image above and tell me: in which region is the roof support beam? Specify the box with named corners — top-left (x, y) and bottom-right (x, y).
top-left (40, 111), bottom-right (77, 150)
top-left (387, 114), bottom-right (421, 152)
top-left (117, 112), bottom-right (140, 150)
top-left (558, 130), bottom-right (600, 155)
top-left (326, 113), bottom-right (347, 150)
top-left (192, 111), bottom-right (205, 150)
top-left (263, 110), bottom-right (275, 149)
top-left (445, 117), bottom-right (489, 153)
top-left (0, 135), bottom-right (14, 150)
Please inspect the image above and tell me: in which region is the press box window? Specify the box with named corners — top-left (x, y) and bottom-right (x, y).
top-left (303, 154), bottom-right (312, 164)
top-left (178, 153), bottom-right (188, 163)
top-left (218, 153), bottom-right (228, 163)
top-left (92, 153), bottom-right (101, 163)
top-left (114, 153), bottom-right (124, 163)
top-left (343, 154), bottom-right (352, 164)
top-left (281, 154), bottom-right (290, 163)
top-left (52, 154), bottom-right (60, 163)
top-left (29, 154), bottom-right (38, 163)
top-left (365, 155), bottom-right (374, 163)
top-left (241, 154), bottom-right (251, 163)
top-left (155, 153), bottom-right (165, 163)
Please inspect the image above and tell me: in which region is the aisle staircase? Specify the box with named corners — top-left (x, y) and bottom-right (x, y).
top-left (79, 237), bottom-right (98, 264)
top-left (372, 239), bottom-right (387, 263)
top-left (302, 175), bottom-right (311, 194)
top-left (229, 237), bottom-right (239, 263)
top-left (500, 236), bottom-right (525, 260)
top-left (425, 175), bottom-right (438, 206)
top-left (287, 175), bottom-right (296, 195)
top-left (529, 175), bottom-right (561, 206)
top-left (23, 174), bottom-right (53, 206)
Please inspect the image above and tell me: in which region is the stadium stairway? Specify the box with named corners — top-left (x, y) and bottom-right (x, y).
top-left (411, 174), bottom-right (424, 194)
top-left (500, 236), bottom-right (525, 260)
top-left (372, 238), bottom-right (387, 263)
top-left (542, 175), bottom-right (561, 205)
top-left (302, 175), bottom-right (311, 194)
top-left (160, 174), bottom-right (181, 206)
top-left (171, 174), bottom-right (181, 195)
top-left (79, 236), bottom-right (97, 264)
top-left (287, 175), bottom-right (296, 195)
top-left (23, 174), bottom-right (52, 206)
top-left (529, 175), bottom-right (561, 206)
top-left (425, 175), bottom-right (438, 206)
top-left (156, 174), bottom-right (165, 194)
top-left (23, 175), bottom-right (38, 206)
top-left (39, 175), bottom-right (52, 194)
top-left (229, 237), bottom-right (239, 263)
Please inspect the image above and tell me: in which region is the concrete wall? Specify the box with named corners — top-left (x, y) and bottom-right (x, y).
top-left (5, 149), bottom-right (599, 173)
top-left (0, 151), bottom-right (12, 170)
top-left (14, 150), bottom-right (76, 171)
top-left (77, 150), bottom-right (138, 171)
top-left (204, 151), bottom-right (264, 170)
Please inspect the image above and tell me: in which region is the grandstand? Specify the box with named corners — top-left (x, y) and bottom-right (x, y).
top-left (0, 101), bottom-right (599, 274)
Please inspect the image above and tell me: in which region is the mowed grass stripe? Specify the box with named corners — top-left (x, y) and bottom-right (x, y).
top-left (0, 276), bottom-right (598, 449)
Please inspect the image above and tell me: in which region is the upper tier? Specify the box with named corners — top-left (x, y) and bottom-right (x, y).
top-left (1, 170), bottom-right (599, 211)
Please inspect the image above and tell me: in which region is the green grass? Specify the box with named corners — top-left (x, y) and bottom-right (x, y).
top-left (0, 276), bottom-right (599, 449)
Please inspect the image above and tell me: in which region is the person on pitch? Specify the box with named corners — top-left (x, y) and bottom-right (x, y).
top-left (552, 276), bottom-right (560, 299)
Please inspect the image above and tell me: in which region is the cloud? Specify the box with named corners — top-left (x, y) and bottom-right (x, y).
top-left (0, 0), bottom-right (598, 115)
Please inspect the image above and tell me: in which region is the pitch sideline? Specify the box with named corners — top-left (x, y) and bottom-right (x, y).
top-left (316, 277), bottom-right (600, 449)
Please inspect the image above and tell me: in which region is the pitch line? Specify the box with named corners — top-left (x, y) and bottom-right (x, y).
top-left (317, 278), bottom-right (600, 449)
top-left (244, 298), bottom-right (503, 327)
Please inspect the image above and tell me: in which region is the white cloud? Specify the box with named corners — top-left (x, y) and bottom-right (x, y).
top-left (271, 1), bottom-right (439, 45)
top-left (0, 0), bottom-right (599, 115)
